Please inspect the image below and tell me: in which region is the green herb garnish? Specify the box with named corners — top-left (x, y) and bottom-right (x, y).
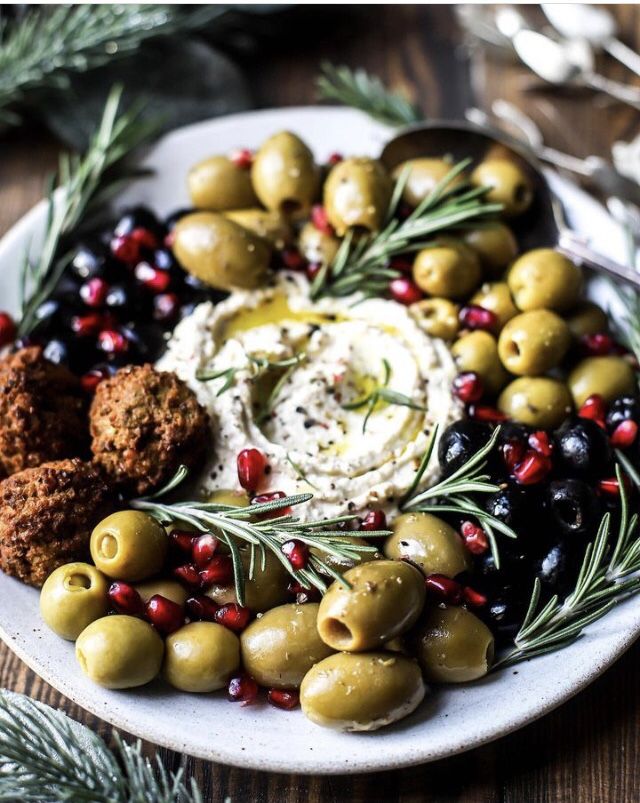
top-left (196, 353), bottom-right (306, 397)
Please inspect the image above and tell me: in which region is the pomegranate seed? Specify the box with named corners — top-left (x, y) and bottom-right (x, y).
top-left (230, 148), bottom-right (253, 169)
top-left (310, 205), bottom-right (335, 236)
top-left (468, 405), bottom-right (508, 423)
top-left (327, 152), bottom-right (343, 166)
top-left (192, 533), bottom-right (220, 569)
top-left (460, 521), bottom-right (488, 554)
top-left (170, 530), bottom-right (197, 554)
top-left (199, 555), bottom-right (234, 588)
top-left (267, 689), bottom-right (299, 710)
top-left (110, 234), bottom-right (140, 263)
top-left (108, 581), bottom-right (145, 616)
top-left (97, 329), bottom-right (128, 354)
top-left (251, 490), bottom-right (291, 520)
top-left (282, 539), bottom-right (309, 570)
top-left (306, 262), bottom-right (322, 281)
top-left (215, 603), bottom-right (251, 632)
top-left (610, 419), bottom-right (638, 449)
top-left (71, 313), bottom-right (104, 336)
top-left (389, 257), bottom-right (414, 274)
top-left (452, 371), bottom-right (484, 404)
top-left (389, 277), bottom-right (423, 305)
top-left (502, 439), bottom-right (526, 471)
top-left (237, 448), bottom-right (267, 493)
top-left (512, 451), bottom-right (552, 485)
top-left (579, 394), bottom-right (607, 423)
top-left (153, 292), bottom-right (179, 322)
top-left (135, 262), bottom-right (171, 293)
top-left (80, 277), bottom-right (109, 308)
top-left (186, 595), bottom-right (220, 621)
top-left (287, 580), bottom-right (321, 603)
top-left (459, 305), bottom-right (498, 332)
top-left (462, 586), bottom-right (487, 607)
top-left (81, 366), bottom-right (110, 393)
top-left (580, 332), bottom-right (614, 356)
top-left (173, 563), bottom-right (201, 588)
top-left (130, 226), bottom-right (158, 250)
top-left (228, 673), bottom-right (259, 704)
top-left (598, 477), bottom-right (631, 496)
top-left (425, 574), bottom-right (462, 604)
top-left (146, 595), bottom-right (184, 634)
top-left (281, 248), bottom-right (306, 270)
top-left (361, 510), bottom-right (387, 531)
top-left (0, 312), bottom-right (16, 346)
top-left (528, 430), bottom-right (553, 457)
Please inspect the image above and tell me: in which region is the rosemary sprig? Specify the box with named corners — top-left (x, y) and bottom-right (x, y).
top-left (196, 353), bottom-right (306, 397)
top-left (316, 62), bottom-right (422, 127)
top-left (17, 84), bottom-right (158, 339)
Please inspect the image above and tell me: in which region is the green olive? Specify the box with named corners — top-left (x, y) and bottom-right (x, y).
top-left (507, 249), bottom-right (582, 311)
top-left (164, 621), bottom-right (240, 693)
top-left (298, 222), bottom-right (340, 267)
top-left (76, 615), bottom-right (163, 689)
top-left (310, 535), bottom-right (380, 575)
top-left (40, 562), bottom-right (109, 641)
top-left (172, 212), bottom-right (271, 292)
top-left (568, 356), bottom-right (636, 407)
top-left (411, 298), bottom-right (460, 340)
top-left (413, 239), bottom-right (482, 299)
top-left (451, 330), bottom-right (510, 396)
top-left (240, 603), bottom-right (334, 689)
top-left (188, 155), bottom-right (258, 211)
top-left (384, 512), bottom-right (471, 578)
top-left (498, 377), bottom-right (573, 428)
top-left (392, 158), bottom-right (464, 206)
top-left (90, 511), bottom-right (168, 582)
top-left (205, 548), bottom-right (289, 613)
top-left (300, 651), bottom-right (425, 731)
top-left (251, 131), bottom-right (320, 216)
top-left (206, 489), bottom-right (250, 507)
top-left (471, 158), bottom-right (533, 217)
top-left (471, 282), bottom-right (518, 332)
top-left (462, 223), bottom-right (519, 276)
top-left (498, 310), bottom-right (571, 376)
top-left (225, 209), bottom-right (292, 250)
top-left (317, 560), bottom-right (426, 652)
top-left (412, 605), bottom-right (494, 683)
top-left (566, 302), bottom-right (608, 338)
top-left (324, 157), bottom-right (392, 235)
top-left (135, 579), bottom-right (188, 607)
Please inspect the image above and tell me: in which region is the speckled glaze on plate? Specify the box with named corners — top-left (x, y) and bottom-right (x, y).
top-left (0, 107), bottom-right (638, 775)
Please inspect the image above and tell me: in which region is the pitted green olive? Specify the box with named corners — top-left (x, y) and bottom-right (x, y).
top-left (135, 580), bottom-right (188, 607)
top-left (498, 310), bottom-right (571, 376)
top-left (298, 222), bottom-right (340, 267)
top-left (413, 239), bottom-right (482, 299)
top-left (498, 376), bottom-right (573, 428)
top-left (310, 535), bottom-right (380, 574)
top-left (164, 622), bottom-right (240, 693)
top-left (385, 512), bottom-right (471, 578)
top-left (205, 548), bottom-right (289, 612)
top-left (40, 562), bottom-right (109, 641)
top-left (225, 209), bottom-right (292, 250)
top-left (240, 603), bottom-right (334, 688)
top-left (188, 155), bottom-right (258, 211)
top-left (412, 605), bottom-right (494, 682)
top-left (566, 302), bottom-right (608, 338)
top-left (317, 560), bottom-right (426, 652)
top-left (471, 282), bottom-right (518, 332)
top-left (471, 158), bottom-right (533, 217)
top-left (452, 330), bottom-right (510, 395)
top-left (76, 615), bottom-right (163, 689)
top-left (462, 223), bottom-right (518, 276)
top-left (507, 249), bottom-right (582, 311)
top-left (251, 131), bottom-right (320, 216)
top-left (172, 212), bottom-right (271, 291)
top-left (392, 158), bottom-right (463, 206)
top-left (568, 356), bottom-right (636, 407)
top-left (300, 652), bottom-right (425, 732)
top-left (324, 157), bottom-right (392, 235)
top-left (412, 298), bottom-right (460, 340)
top-left (90, 511), bottom-right (167, 582)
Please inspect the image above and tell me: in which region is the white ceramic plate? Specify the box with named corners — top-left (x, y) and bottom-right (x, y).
top-left (0, 107), bottom-right (638, 775)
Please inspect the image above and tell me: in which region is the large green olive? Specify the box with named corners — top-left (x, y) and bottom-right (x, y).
top-left (251, 131), bottom-right (320, 216)
top-left (507, 249), bottom-right (582, 311)
top-left (300, 652), bottom-right (425, 731)
top-left (225, 209), bottom-right (292, 250)
top-left (310, 535), bottom-right (380, 575)
top-left (462, 223), bottom-right (519, 276)
top-left (324, 157), bottom-right (392, 235)
top-left (568, 356), bottom-right (636, 407)
top-left (240, 603), bottom-right (334, 689)
top-left (298, 221), bottom-right (340, 267)
top-left (164, 622), bottom-right (240, 693)
top-left (412, 605), bottom-right (494, 682)
top-left (471, 158), bottom-right (533, 217)
top-left (135, 579), bottom-right (188, 607)
top-left (471, 282), bottom-right (518, 332)
top-left (40, 562), bottom-right (109, 641)
top-left (317, 560), bottom-right (426, 652)
top-left (90, 511), bottom-right (167, 582)
top-left (451, 330), bottom-right (510, 396)
top-left (498, 376), bottom-right (573, 428)
top-left (413, 239), bottom-right (482, 299)
top-left (412, 298), bottom-right (460, 340)
top-left (392, 158), bottom-right (463, 206)
top-left (205, 548), bottom-right (289, 612)
top-left (498, 310), bottom-right (571, 376)
top-left (172, 212), bottom-right (271, 291)
top-left (385, 512), bottom-right (471, 578)
top-left (566, 302), bottom-right (608, 339)
top-left (76, 615), bottom-right (163, 689)
top-left (188, 155), bottom-right (258, 211)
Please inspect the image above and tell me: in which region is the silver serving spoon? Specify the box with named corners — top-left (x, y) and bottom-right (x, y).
top-left (379, 119), bottom-right (640, 291)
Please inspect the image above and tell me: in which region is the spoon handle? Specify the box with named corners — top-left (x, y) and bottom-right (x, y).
top-left (604, 37), bottom-right (640, 81)
top-left (558, 230), bottom-right (640, 291)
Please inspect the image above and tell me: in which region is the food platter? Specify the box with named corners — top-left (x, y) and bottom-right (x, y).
top-left (0, 106), bottom-right (638, 775)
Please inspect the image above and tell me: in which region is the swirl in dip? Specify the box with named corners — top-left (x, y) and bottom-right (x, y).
top-left (158, 273), bottom-right (461, 519)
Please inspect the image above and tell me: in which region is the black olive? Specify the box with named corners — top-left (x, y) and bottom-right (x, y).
top-left (533, 541), bottom-right (577, 599)
top-left (153, 248), bottom-right (176, 272)
top-left (606, 395), bottom-right (640, 431)
top-left (437, 420), bottom-right (493, 477)
top-left (114, 206), bottom-right (163, 239)
top-left (547, 479), bottom-right (601, 539)
top-left (555, 416), bottom-right (613, 477)
top-left (69, 241), bottom-right (109, 281)
top-left (484, 484), bottom-right (530, 530)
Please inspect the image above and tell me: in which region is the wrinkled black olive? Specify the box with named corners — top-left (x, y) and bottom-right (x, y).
top-left (606, 395), bottom-right (640, 431)
top-left (547, 479), bottom-right (601, 539)
top-left (438, 420), bottom-right (493, 477)
top-left (555, 416), bottom-right (613, 477)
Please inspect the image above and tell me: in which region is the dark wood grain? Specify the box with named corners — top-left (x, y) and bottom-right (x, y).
top-left (1, 6), bottom-right (640, 801)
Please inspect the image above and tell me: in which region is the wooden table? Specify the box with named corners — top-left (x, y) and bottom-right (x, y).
top-left (1, 6), bottom-right (640, 800)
